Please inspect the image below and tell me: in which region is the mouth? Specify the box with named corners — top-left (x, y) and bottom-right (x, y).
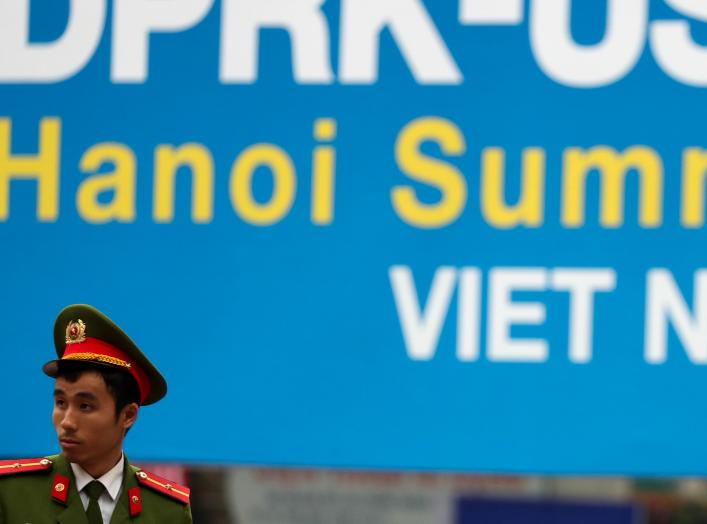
top-left (59, 438), bottom-right (81, 449)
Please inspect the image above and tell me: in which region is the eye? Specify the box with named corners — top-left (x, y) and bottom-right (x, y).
top-left (54, 399), bottom-right (66, 408)
top-left (80, 403), bottom-right (93, 411)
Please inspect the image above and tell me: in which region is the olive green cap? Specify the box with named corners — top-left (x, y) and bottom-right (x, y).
top-left (43, 304), bottom-right (167, 406)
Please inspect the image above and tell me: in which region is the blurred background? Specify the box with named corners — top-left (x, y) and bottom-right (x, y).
top-left (2, 0), bottom-right (707, 522)
top-left (172, 465), bottom-right (707, 523)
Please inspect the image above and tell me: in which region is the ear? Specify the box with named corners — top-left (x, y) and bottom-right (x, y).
top-left (121, 403), bottom-right (139, 431)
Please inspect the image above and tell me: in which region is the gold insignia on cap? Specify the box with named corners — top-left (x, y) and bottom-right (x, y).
top-left (65, 319), bottom-right (86, 345)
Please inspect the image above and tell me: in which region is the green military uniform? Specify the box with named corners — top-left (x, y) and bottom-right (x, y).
top-left (0, 304), bottom-right (192, 523)
top-left (0, 453), bottom-right (191, 523)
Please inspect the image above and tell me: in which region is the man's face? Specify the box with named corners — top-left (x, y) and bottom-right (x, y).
top-left (52, 371), bottom-right (133, 470)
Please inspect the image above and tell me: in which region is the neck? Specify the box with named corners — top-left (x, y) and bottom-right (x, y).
top-left (78, 449), bottom-right (123, 479)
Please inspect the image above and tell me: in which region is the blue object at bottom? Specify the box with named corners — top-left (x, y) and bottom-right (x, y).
top-left (456, 497), bottom-right (642, 524)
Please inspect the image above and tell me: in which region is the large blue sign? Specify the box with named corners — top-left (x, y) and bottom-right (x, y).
top-left (2, 0), bottom-right (707, 475)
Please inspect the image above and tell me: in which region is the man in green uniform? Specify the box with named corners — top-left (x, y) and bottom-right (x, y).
top-left (0, 304), bottom-right (192, 523)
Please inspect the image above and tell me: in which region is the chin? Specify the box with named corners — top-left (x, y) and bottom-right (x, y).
top-left (60, 449), bottom-right (76, 460)
top-left (59, 446), bottom-right (82, 463)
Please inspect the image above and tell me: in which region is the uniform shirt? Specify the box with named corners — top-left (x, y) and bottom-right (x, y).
top-left (71, 452), bottom-right (125, 524)
top-left (0, 453), bottom-right (192, 523)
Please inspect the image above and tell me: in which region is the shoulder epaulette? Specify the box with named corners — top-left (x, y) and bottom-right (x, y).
top-left (135, 469), bottom-right (190, 504)
top-left (0, 457), bottom-right (53, 477)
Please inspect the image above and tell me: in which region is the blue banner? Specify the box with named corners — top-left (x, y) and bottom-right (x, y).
top-left (2, 0), bottom-right (707, 475)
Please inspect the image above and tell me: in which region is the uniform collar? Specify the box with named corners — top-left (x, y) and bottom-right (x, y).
top-left (70, 452), bottom-right (125, 501)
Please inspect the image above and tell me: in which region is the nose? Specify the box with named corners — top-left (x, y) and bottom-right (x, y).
top-left (60, 408), bottom-right (78, 432)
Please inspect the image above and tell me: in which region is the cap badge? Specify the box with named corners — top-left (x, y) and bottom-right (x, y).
top-left (65, 319), bottom-right (86, 345)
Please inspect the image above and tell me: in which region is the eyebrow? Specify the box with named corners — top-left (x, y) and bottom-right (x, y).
top-left (53, 389), bottom-right (99, 402)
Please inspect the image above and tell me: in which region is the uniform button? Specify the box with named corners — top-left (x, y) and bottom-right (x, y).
top-left (55, 483), bottom-right (65, 492)
top-left (132, 495), bottom-right (140, 503)
top-left (40, 459), bottom-right (51, 466)
top-left (138, 472), bottom-right (148, 479)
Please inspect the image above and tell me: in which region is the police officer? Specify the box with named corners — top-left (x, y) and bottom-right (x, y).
top-left (0, 304), bottom-right (192, 523)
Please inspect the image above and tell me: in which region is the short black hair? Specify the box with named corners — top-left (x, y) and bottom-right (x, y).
top-left (55, 360), bottom-right (140, 418)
